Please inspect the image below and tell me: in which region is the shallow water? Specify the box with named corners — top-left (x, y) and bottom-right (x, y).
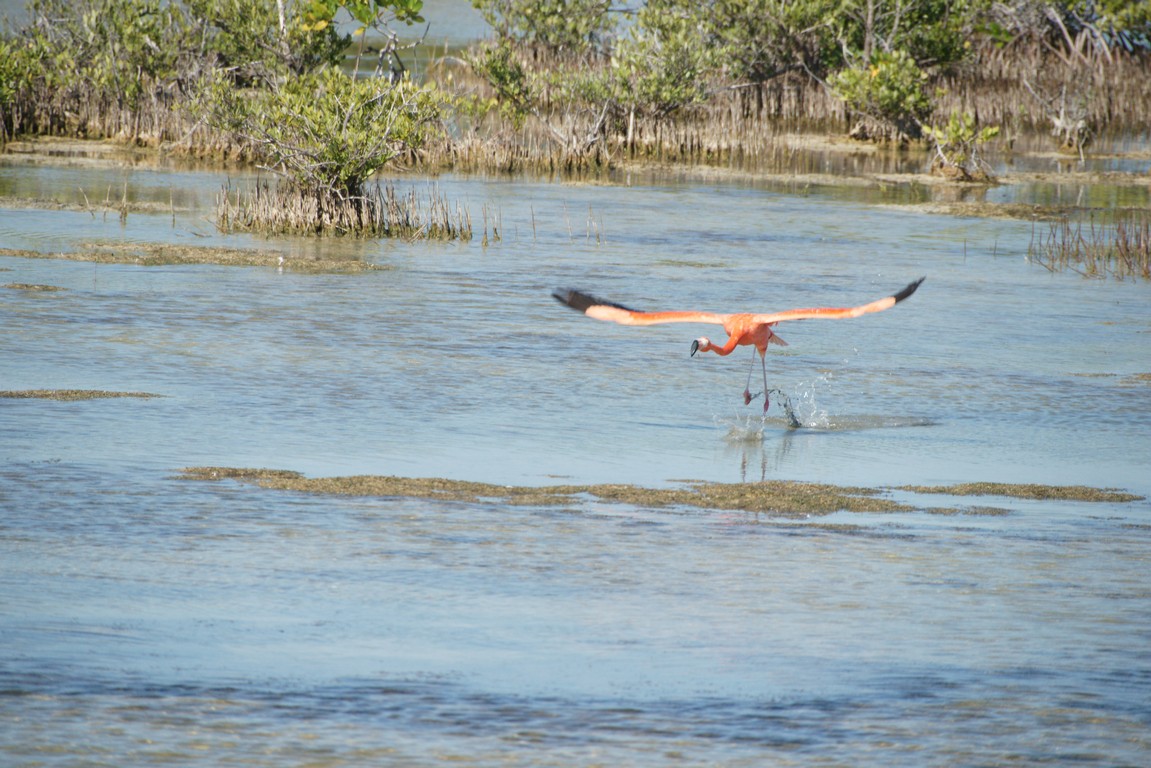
top-left (3, 145), bottom-right (1150, 765)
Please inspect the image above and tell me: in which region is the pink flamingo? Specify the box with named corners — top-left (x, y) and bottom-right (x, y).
top-left (553, 278), bottom-right (924, 413)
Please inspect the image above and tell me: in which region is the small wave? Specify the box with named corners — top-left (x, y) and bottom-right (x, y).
top-left (806, 414), bottom-right (935, 431)
top-left (716, 406), bottom-right (933, 438)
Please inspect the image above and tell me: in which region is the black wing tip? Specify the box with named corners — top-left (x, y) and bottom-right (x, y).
top-left (893, 277), bottom-right (926, 304)
top-left (552, 288), bottom-right (636, 314)
top-left (551, 288), bottom-right (590, 312)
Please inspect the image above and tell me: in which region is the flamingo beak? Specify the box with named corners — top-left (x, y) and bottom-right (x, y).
top-left (690, 340), bottom-right (699, 357)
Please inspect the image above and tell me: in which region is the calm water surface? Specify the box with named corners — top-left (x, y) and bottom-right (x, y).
top-left (2, 145), bottom-right (1150, 765)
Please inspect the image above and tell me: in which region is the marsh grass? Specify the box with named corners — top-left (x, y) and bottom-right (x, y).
top-left (1028, 212), bottom-right (1151, 280)
top-left (216, 180), bottom-right (477, 240)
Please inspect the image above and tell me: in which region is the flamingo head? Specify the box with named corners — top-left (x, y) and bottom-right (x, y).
top-left (690, 337), bottom-right (711, 357)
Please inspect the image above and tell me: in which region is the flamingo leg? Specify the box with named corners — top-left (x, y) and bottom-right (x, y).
top-left (760, 351), bottom-right (771, 413)
top-left (743, 349), bottom-right (758, 405)
top-left (741, 349), bottom-right (773, 413)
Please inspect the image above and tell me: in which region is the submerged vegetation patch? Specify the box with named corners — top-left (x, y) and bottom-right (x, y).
top-left (178, 467), bottom-right (916, 516)
top-left (0, 192), bottom-right (182, 217)
top-left (179, 469), bottom-right (1144, 515)
top-left (899, 483), bottom-right (1144, 503)
top-left (0, 389), bottom-right (161, 400)
top-left (0, 245), bottom-right (383, 273)
top-left (4, 282), bottom-right (64, 291)
top-left (179, 467), bottom-right (305, 482)
top-left (1071, 372), bottom-right (1151, 388)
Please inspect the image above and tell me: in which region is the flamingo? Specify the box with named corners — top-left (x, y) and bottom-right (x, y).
top-left (552, 278), bottom-right (924, 414)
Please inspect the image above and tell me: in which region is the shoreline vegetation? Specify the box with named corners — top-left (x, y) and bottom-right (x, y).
top-left (178, 466), bottom-right (1144, 515)
top-left (1, 1), bottom-right (1149, 275)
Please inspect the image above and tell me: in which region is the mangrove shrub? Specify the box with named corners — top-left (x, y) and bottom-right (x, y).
top-left (611, 0), bottom-right (712, 118)
top-left (186, 0), bottom-right (348, 84)
top-left (200, 67), bottom-right (445, 201)
top-left (830, 49), bottom-right (932, 140)
top-left (924, 111), bottom-right (1000, 180)
top-left (471, 0), bottom-right (615, 54)
top-left (0, 0), bottom-right (350, 140)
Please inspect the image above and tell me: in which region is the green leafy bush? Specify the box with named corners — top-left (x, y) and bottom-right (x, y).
top-left (471, 0), bottom-right (614, 54)
top-left (611, 0), bottom-right (711, 118)
top-left (188, 0), bottom-right (347, 84)
top-left (467, 40), bottom-right (534, 129)
top-left (830, 49), bottom-right (931, 139)
top-left (924, 111), bottom-right (999, 180)
top-left (22, 0), bottom-right (187, 104)
top-left (201, 67), bottom-right (444, 198)
top-left (831, 0), bottom-right (970, 67)
top-left (706, 0), bottom-right (838, 81)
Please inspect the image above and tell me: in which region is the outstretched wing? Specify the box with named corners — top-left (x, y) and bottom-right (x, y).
top-left (748, 277), bottom-right (925, 325)
top-left (553, 278), bottom-right (924, 327)
top-left (552, 289), bottom-right (728, 326)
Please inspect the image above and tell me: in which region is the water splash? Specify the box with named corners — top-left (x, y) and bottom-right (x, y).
top-left (714, 393), bottom-right (801, 438)
top-left (766, 389), bottom-right (803, 429)
top-left (715, 371), bottom-right (936, 438)
top-left (793, 372), bottom-right (838, 428)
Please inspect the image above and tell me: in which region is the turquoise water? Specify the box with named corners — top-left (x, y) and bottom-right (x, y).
top-left (2, 149), bottom-right (1150, 765)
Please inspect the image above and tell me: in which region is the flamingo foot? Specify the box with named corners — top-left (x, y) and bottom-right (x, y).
top-left (744, 389), bottom-right (770, 409)
top-left (763, 393), bottom-right (770, 413)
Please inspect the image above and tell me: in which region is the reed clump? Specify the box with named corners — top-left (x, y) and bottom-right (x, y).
top-left (216, 181), bottom-right (475, 240)
top-left (1028, 212), bottom-right (1151, 280)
